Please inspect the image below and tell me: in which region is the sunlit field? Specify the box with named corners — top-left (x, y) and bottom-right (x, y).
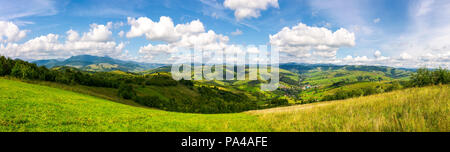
top-left (1, 78), bottom-right (448, 132)
top-left (248, 85), bottom-right (449, 132)
top-left (0, 78), bottom-right (263, 132)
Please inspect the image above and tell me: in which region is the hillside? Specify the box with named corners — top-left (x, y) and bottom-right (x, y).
top-left (142, 64), bottom-right (412, 104)
top-left (0, 78), bottom-right (262, 131)
top-left (248, 84), bottom-right (449, 132)
top-left (1, 78), bottom-right (448, 132)
top-left (31, 56), bottom-right (414, 107)
top-left (280, 63), bottom-right (414, 78)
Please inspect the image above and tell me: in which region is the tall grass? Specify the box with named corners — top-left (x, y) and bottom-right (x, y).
top-left (1, 78), bottom-right (448, 132)
top-left (248, 85), bottom-right (449, 132)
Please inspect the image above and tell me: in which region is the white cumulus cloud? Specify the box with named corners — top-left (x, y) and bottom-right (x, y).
top-left (270, 22), bottom-right (355, 58)
top-left (127, 16), bottom-right (229, 62)
top-left (126, 16), bottom-right (180, 42)
top-left (81, 24), bottom-right (113, 42)
top-left (223, 0), bottom-right (279, 20)
top-left (118, 30), bottom-right (124, 37)
top-left (0, 21), bottom-right (28, 43)
top-left (374, 50), bottom-right (381, 58)
top-left (0, 22), bottom-right (125, 60)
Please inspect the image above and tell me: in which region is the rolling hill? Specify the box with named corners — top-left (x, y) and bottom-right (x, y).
top-left (1, 78), bottom-right (447, 132)
top-left (3, 55), bottom-right (419, 113)
top-left (280, 63), bottom-right (414, 78)
top-left (0, 78), bottom-right (262, 131)
top-left (33, 55), bottom-right (165, 72)
top-left (139, 64), bottom-right (413, 107)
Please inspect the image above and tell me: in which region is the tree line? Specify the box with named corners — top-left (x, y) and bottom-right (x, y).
top-left (1, 56), bottom-right (127, 88)
top-left (410, 67), bottom-right (450, 87)
top-left (322, 67), bottom-right (449, 101)
top-left (1, 55), bottom-right (258, 113)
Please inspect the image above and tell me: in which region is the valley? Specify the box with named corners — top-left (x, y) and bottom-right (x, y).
top-left (1, 55), bottom-right (449, 132)
top-left (0, 78), bottom-right (447, 132)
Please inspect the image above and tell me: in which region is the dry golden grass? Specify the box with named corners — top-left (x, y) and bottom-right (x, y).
top-left (247, 85), bottom-right (449, 132)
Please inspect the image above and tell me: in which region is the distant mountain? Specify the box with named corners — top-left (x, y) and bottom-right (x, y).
top-left (32, 59), bottom-right (62, 68)
top-left (280, 63), bottom-right (415, 78)
top-left (144, 63), bottom-right (414, 78)
top-left (33, 55), bottom-right (166, 72)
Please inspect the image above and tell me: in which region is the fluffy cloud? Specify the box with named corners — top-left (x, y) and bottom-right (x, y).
top-left (298, 0), bottom-right (447, 68)
top-left (80, 24), bottom-right (112, 42)
top-left (65, 24), bottom-right (113, 43)
top-left (126, 16), bottom-right (179, 42)
top-left (0, 21), bottom-right (28, 43)
top-left (0, 23), bottom-right (125, 60)
top-left (280, 50), bottom-right (446, 69)
top-left (138, 43), bottom-right (177, 59)
top-left (223, 0), bottom-right (278, 20)
top-left (399, 52), bottom-right (413, 60)
top-left (343, 54), bottom-right (447, 68)
top-left (373, 50), bottom-right (389, 61)
top-left (66, 29), bottom-right (79, 42)
top-left (374, 50), bottom-right (381, 58)
top-left (270, 23), bottom-right (355, 58)
top-left (303, 0), bottom-right (448, 68)
top-left (118, 30), bottom-right (124, 37)
top-left (127, 16), bottom-right (229, 61)
top-left (354, 56), bottom-right (369, 62)
top-left (173, 30), bottom-right (228, 50)
top-left (126, 17), bottom-right (207, 42)
top-left (175, 20), bottom-right (206, 35)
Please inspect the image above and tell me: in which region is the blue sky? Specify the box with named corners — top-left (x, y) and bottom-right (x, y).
top-left (0, 0), bottom-right (449, 68)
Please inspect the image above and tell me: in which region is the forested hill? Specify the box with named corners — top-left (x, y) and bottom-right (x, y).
top-left (33, 55), bottom-right (165, 72)
top-left (280, 63), bottom-right (414, 78)
top-left (31, 55), bottom-right (415, 77)
top-left (2, 54), bottom-right (447, 114)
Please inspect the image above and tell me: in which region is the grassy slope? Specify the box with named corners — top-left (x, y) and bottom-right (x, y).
top-left (299, 81), bottom-right (397, 101)
top-left (0, 78), bottom-right (262, 132)
top-left (248, 85), bottom-right (449, 132)
top-left (0, 78), bottom-right (448, 132)
top-left (19, 77), bottom-right (143, 107)
top-left (301, 69), bottom-right (392, 86)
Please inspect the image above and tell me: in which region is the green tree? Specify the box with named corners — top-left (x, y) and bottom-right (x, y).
top-left (11, 62), bottom-right (30, 79)
top-left (411, 68), bottom-right (433, 87)
top-left (0, 58), bottom-right (3, 76)
top-left (411, 67), bottom-right (450, 87)
top-left (432, 67), bottom-right (450, 85)
top-left (118, 83), bottom-right (136, 99)
top-left (270, 98), bottom-right (289, 106)
top-left (0, 56), bottom-right (14, 76)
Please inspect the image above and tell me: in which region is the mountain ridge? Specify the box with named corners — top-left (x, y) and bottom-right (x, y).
top-left (33, 55), bottom-right (166, 72)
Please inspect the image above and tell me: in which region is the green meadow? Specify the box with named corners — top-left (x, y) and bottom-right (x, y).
top-left (249, 84), bottom-right (449, 132)
top-left (0, 78), bottom-right (263, 132)
top-left (1, 78), bottom-right (448, 132)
